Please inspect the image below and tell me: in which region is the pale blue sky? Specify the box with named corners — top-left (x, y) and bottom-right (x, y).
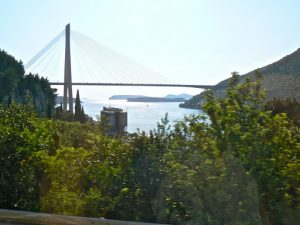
top-left (1, 0), bottom-right (300, 99)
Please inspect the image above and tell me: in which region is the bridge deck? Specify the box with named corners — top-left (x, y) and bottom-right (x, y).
top-left (49, 82), bottom-right (215, 89)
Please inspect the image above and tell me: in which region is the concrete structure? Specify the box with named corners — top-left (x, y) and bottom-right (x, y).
top-left (63, 23), bottom-right (73, 113)
top-left (51, 23), bottom-right (216, 112)
top-left (54, 24), bottom-right (216, 113)
top-left (101, 107), bottom-right (127, 136)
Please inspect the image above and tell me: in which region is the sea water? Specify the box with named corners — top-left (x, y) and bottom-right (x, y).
top-left (81, 99), bottom-right (201, 133)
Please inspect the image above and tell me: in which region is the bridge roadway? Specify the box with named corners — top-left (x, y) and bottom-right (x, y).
top-left (50, 82), bottom-right (215, 89)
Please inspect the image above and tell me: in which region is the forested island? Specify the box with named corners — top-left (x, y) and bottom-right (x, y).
top-left (109, 94), bottom-right (191, 102)
top-left (0, 49), bottom-right (299, 225)
top-left (109, 95), bottom-right (147, 100)
top-left (127, 97), bottom-right (184, 102)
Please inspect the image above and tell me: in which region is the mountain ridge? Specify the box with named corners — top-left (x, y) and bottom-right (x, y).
top-left (180, 48), bottom-right (300, 109)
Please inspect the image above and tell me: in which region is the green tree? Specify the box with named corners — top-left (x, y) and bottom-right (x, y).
top-left (265, 97), bottom-right (300, 126)
top-left (18, 74), bottom-right (57, 118)
top-left (41, 147), bottom-right (89, 214)
top-left (0, 50), bottom-right (24, 102)
top-left (73, 89), bottom-right (87, 123)
top-left (153, 115), bottom-right (261, 225)
top-left (0, 50), bottom-right (56, 116)
top-left (109, 116), bottom-right (171, 222)
top-left (0, 103), bottom-right (55, 211)
top-left (201, 71), bottom-right (300, 225)
top-left (75, 89), bottom-right (81, 122)
top-left (80, 107), bottom-right (86, 123)
top-left (153, 71), bottom-right (299, 225)
top-left (40, 120), bottom-right (131, 218)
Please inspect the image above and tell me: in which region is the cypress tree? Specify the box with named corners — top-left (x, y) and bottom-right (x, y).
top-left (80, 106), bottom-right (86, 123)
top-left (74, 89), bottom-right (81, 121)
top-left (7, 95), bottom-right (12, 106)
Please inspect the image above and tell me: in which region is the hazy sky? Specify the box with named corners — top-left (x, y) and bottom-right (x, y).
top-left (1, 0), bottom-right (300, 99)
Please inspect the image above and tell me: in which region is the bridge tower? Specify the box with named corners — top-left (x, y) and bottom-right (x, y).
top-left (63, 23), bottom-right (73, 113)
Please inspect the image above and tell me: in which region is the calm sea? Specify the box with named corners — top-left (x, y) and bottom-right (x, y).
top-left (81, 99), bottom-right (202, 133)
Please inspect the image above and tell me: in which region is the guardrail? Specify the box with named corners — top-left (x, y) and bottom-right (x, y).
top-left (0, 209), bottom-right (170, 225)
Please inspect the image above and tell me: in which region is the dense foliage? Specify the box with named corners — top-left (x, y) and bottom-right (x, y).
top-left (54, 90), bottom-right (88, 123)
top-left (0, 103), bottom-right (55, 210)
top-left (265, 97), bottom-right (300, 126)
top-left (0, 71), bottom-right (299, 225)
top-left (0, 50), bottom-right (56, 117)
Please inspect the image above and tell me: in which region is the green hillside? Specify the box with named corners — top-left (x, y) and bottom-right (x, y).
top-left (0, 49), bottom-right (56, 117)
top-left (180, 48), bottom-right (300, 108)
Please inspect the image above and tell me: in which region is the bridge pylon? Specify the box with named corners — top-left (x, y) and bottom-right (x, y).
top-left (63, 23), bottom-right (73, 113)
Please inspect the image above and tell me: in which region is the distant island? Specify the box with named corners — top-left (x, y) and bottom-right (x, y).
top-left (109, 95), bottom-right (147, 100)
top-left (164, 93), bottom-right (192, 100)
top-left (109, 93), bottom-right (192, 102)
top-left (127, 97), bottom-right (185, 102)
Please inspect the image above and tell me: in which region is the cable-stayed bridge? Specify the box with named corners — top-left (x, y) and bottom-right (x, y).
top-left (25, 24), bottom-right (214, 113)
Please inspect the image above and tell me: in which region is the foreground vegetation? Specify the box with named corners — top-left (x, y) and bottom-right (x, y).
top-left (0, 69), bottom-right (299, 225)
top-left (0, 49), bottom-right (299, 224)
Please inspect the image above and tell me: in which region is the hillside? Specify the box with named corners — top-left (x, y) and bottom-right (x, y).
top-left (0, 49), bottom-right (56, 117)
top-left (180, 48), bottom-right (300, 109)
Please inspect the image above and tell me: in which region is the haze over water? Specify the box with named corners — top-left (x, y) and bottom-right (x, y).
top-left (81, 99), bottom-right (201, 133)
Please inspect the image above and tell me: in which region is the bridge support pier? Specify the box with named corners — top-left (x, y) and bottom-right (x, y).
top-left (63, 23), bottom-right (73, 113)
